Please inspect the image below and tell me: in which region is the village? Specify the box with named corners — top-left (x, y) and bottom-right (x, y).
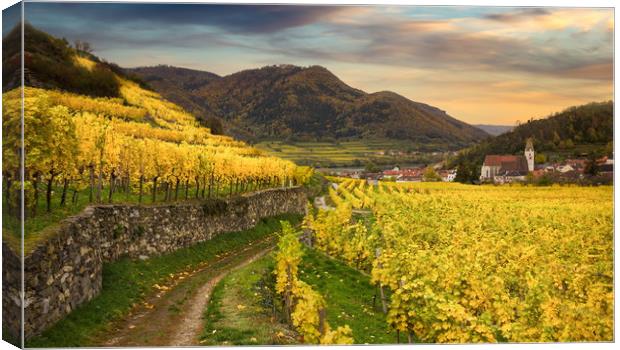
top-left (324, 139), bottom-right (613, 185)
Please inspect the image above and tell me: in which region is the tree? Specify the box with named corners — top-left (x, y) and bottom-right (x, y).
top-left (364, 161), bottom-right (380, 173)
top-left (535, 153), bottom-right (547, 164)
top-left (586, 127), bottom-right (598, 142)
top-left (74, 40), bottom-right (93, 54)
top-left (203, 116), bottom-right (224, 135)
top-left (584, 158), bottom-right (599, 176)
top-left (552, 131), bottom-right (561, 146)
top-left (454, 162), bottom-right (479, 184)
top-left (423, 167), bottom-right (441, 182)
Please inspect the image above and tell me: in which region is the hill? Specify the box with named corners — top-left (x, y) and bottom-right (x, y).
top-left (2, 24), bottom-right (307, 245)
top-left (125, 65), bottom-right (225, 133)
top-left (473, 124), bottom-right (514, 136)
top-left (2, 23), bottom-right (150, 97)
top-left (449, 101), bottom-right (614, 182)
top-left (128, 64), bottom-right (489, 148)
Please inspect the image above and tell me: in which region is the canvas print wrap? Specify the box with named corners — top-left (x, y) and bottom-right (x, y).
top-left (1, 1), bottom-right (614, 347)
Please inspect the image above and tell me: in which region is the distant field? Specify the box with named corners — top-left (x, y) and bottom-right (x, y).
top-left (255, 140), bottom-right (445, 167)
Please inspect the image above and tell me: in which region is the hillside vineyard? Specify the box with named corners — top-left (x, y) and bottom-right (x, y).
top-left (2, 57), bottom-right (312, 222)
top-left (305, 179), bottom-right (613, 342)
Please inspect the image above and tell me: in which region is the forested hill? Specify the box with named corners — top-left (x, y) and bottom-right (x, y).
top-left (449, 101), bottom-right (614, 181)
top-left (2, 23), bottom-right (150, 96)
top-left (127, 64), bottom-right (489, 148)
top-left (126, 65), bottom-right (224, 133)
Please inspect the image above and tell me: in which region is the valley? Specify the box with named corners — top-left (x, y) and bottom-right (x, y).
top-left (1, 5), bottom-right (614, 347)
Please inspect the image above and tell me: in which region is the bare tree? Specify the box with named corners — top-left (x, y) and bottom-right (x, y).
top-left (74, 39), bottom-right (93, 54)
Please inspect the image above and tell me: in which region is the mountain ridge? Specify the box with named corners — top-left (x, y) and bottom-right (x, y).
top-left (473, 124), bottom-right (514, 136)
top-left (127, 64), bottom-right (489, 148)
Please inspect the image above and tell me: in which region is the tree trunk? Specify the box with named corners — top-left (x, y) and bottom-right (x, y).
top-left (152, 177), bottom-right (158, 203)
top-left (379, 285), bottom-right (388, 314)
top-left (174, 178), bottom-right (180, 201)
top-left (60, 178), bottom-right (69, 206)
top-left (108, 171), bottom-right (115, 203)
top-left (125, 175), bottom-right (130, 200)
top-left (201, 175), bottom-right (207, 198)
top-left (32, 174), bottom-right (39, 217)
top-left (72, 188), bottom-right (78, 205)
top-left (195, 177), bottom-right (200, 198)
top-left (163, 182), bottom-right (168, 201)
top-left (96, 168), bottom-right (103, 203)
top-left (89, 165), bottom-right (94, 202)
top-left (208, 172), bottom-right (214, 198)
top-left (185, 179), bottom-right (189, 199)
top-left (46, 172), bottom-right (55, 213)
top-left (138, 175), bottom-right (144, 203)
top-left (318, 308), bottom-right (327, 337)
top-left (284, 265), bottom-right (293, 325)
top-left (5, 176), bottom-right (12, 217)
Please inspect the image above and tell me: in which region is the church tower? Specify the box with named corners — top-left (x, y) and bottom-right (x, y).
top-left (524, 138), bottom-right (535, 172)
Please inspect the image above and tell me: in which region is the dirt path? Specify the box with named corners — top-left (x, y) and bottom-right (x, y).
top-left (315, 193), bottom-right (371, 215)
top-left (168, 247), bottom-right (273, 346)
top-left (314, 195), bottom-right (332, 210)
top-left (94, 237), bottom-right (276, 347)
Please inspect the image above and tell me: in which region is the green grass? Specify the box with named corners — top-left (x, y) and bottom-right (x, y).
top-left (199, 253), bottom-right (297, 346)
top-left (299, 247), bottom-right (396, 344)
top-left (200, 244), bottom-right (396, 345)
top-left (25, 214), bottom-right (302, 348)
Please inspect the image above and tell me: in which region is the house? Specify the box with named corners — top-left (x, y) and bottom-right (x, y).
top-left (566, 159), bottom-right (588, 169)
top-left (480, 139), bottom-right (534, 182)
top-left (438, 169), bottom-right (457, 182)
top-left (396, 175), bottom-right (423, 182)
top-left (556, 164), bottom-right (575, 173)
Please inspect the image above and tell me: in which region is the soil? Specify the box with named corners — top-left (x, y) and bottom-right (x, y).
top-left (92, 236), bottom-right (276, 347)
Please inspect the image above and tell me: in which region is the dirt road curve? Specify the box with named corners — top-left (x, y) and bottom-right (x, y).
top-left (168, 247), bottom-right (272, 346)
top-left (95, 237), bottom-right (276, 347)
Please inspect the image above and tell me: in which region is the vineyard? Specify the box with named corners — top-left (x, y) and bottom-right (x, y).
top-left (2, 55), bottom-right (312, 240)
top-left (305, 179), bottom-right (613, 343)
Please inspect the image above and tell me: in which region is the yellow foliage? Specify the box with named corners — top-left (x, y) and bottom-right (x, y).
top-left (3, 76), bottom-right (312, 205)
top-left (308, 179), bottom-right (613, 343)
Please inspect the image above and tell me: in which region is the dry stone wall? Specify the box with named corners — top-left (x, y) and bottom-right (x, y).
top-left (2, 187), bottom-right (306, 339)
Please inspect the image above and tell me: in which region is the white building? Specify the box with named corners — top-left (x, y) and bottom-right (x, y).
top-left (480, 139), bottom-right (534, 182)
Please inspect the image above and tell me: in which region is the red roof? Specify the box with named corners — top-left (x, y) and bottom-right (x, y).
top-left (483, 155), bottom-right (529, 173)
top-left (382, 168), bottom-right (424, 176)
top-left (483, 155), bottom-right (518, 166)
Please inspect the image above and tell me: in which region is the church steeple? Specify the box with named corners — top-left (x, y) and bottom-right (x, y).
top-left (524, 138), bottom-right (535, 172)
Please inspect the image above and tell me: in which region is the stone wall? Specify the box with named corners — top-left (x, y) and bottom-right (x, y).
top-left (2, 242), bottom-right (22, 343)
top-left (3, 187), bottom-right (306, 339)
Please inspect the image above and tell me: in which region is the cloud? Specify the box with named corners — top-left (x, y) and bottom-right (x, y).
top-left (484, 8), bottom-right (550, 22)
top-left (559, 62), bottom-right (614, 81)
top-left (264, 14), bottom-right (612, 82)
top-left (15, 3), bottom-right (613, 125)
top-left (25, 3), bottom-right (343, 34)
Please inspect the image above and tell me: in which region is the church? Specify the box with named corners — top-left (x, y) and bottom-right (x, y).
top-left (480, 139), bottom-right (534, 183)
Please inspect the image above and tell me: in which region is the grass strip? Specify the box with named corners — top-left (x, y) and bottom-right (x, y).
top-left (299, 247), bottom-right (396, 344)
top-left (199, 253), bottom-right (297, 346)
top-left (26, 214), bottom-right (302, 347)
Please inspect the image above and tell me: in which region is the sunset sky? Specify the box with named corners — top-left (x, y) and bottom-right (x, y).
top-left (4, 3), bottom-right (614, 125)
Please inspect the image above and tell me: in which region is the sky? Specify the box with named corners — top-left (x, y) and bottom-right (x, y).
top-left (2, 2), bottom-right (614, 125)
